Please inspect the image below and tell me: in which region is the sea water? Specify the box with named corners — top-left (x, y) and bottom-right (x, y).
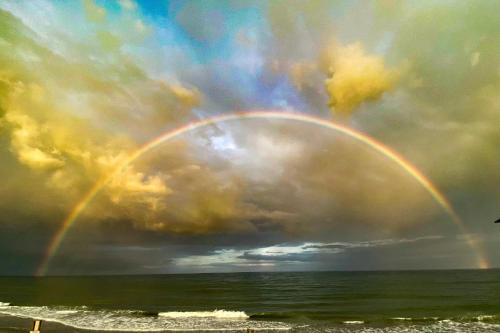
top-left (0, 270), bottom-right (499, 332)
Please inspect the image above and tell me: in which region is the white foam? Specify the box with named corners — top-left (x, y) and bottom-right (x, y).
top-left (55, 310), bottom-right (78, 315)
top-left (0, 302), bottom-right (10, 307)
top-left (158, 310), bottom-right (249, 319)
top-left (391, 316), bottom-right (440, 321)
top-left (343, 320), bottom-right (364, 324)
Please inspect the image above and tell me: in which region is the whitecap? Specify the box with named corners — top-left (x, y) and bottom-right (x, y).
top-left (158, 310), bottom-right (249, 319)
top-left (55, 310), bottom-right (78, 315)
top-left (343, 320), bottom-right (364, 324)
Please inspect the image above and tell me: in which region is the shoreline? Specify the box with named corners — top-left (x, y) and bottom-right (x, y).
top-left (1, 312), bottom-right (500, 333)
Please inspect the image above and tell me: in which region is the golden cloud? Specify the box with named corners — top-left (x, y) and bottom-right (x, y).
top-left (323, 42), bottom-right (399, 115)
top-left (8, 116), bottom-right (64, 170)
top-left (82, 0), bottom-right (106, 23)
top-left (167, 83), bottom-right (201, 110)
top-left (0, 8), bottom-right (202, 227)
top-left (107, 167), bottom-right (171, 204)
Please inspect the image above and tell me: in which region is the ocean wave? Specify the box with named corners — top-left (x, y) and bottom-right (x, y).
top-left (342, 320), bottom-right (364, 324)
top-left (390, 317), bottom-right (440, 322)
top-left (0, 302), bottom-right (10, 307)
top-left (0, 304), bottom-right (290, 331)
top-left (158, 310), bottom-right (249, 319)
top-left (390, 317), bottom-right (413, 321)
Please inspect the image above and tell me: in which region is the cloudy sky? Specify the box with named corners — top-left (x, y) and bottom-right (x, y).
top-left (0, 0), bottom-right (498, 275)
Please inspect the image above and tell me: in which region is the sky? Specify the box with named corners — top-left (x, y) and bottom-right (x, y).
top-left (0, 0), bottom-right (499, 275)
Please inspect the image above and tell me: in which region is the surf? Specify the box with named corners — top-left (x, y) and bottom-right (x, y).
top-left (0, 302), bottom-right (290, 332)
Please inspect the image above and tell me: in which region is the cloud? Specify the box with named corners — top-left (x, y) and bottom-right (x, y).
top-left (174, 1), bottom-right (227, 43)
top-left (0, 6), bottom-right (204, 230)
top-left (107, 167), bottom-right (171, 204)
top-left (118, 0), bottom-right (137, 11)
top-left (0, 1), bottom-right (499, 274)
top-left (6, 113), bottom-right (64, 170)
top-left (174, 235), bottom-right (444, 269)
top-left (0, 3), bottom-right (458, 245)
top-left (323, 42), bottom-right (399, 115)
top-left (82, 0), bottom-right (106, 23)
top-left (168, 83), bottom-right (202, 109)
top-left (303, 235), bottom-right (443, 250)
top-left (289, 61), bottom-right (318, 92)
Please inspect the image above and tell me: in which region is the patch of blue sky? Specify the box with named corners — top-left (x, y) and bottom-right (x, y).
top-left (134, 0), bottom-right (169, 18)
top-left (89, 0), bottom-right (196, 66)
top-left (263, 75), bottom-right (310, 112)
top-left (95, 1), bottom-right (306, 112)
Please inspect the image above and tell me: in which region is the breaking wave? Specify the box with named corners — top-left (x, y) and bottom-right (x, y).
top-left (158, 310), bottom-right (249, 319)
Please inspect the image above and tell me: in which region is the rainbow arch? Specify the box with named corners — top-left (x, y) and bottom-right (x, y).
top-left (36, 110), bottom-right (489, 275)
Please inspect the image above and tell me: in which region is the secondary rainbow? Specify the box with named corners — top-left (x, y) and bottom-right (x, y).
top-left (36, 110), bottom-right (489, 275)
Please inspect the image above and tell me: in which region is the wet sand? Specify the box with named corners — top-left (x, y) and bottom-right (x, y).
top-left (0, 315), bottom-right (82, 333)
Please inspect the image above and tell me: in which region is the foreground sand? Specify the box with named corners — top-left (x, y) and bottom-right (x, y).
top-left (0, 315), bottom-right (83, 333)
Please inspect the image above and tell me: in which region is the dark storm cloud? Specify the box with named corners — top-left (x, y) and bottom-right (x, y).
top-left (238, 252), bottom-right (312, 263)
top-left (166, 235), bottom-right (447, 273)
top-left (302, 244), bottom-right (348, 250)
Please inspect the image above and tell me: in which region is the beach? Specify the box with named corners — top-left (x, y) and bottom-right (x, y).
top-left (1, 270), bottom-right (500, 332)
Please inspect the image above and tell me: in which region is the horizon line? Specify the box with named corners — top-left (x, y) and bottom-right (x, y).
top-left (4, 266), bottom-right (499, 278)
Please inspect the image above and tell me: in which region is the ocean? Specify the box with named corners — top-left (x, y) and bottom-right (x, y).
top-left (0, 270), bottom-right (499, 332)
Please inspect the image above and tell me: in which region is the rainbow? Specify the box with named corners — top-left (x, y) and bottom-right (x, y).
top-left (35, 110), bottom-right (489, 275)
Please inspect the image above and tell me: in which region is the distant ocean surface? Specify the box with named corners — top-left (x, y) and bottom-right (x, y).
top-left (0, 270), bottom-right (499, 332)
